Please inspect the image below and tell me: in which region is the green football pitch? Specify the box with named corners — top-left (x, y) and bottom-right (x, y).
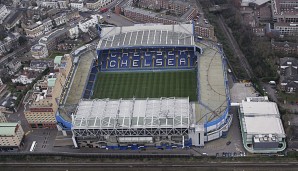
top-left (92, 70), bottom-right (197, 101)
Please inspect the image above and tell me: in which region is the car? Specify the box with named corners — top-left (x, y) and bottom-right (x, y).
top-left (226, 141), bottom-right (231, 145)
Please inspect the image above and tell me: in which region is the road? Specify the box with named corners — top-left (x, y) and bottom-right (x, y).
top-left (217, 14), bottom-right (254, 79)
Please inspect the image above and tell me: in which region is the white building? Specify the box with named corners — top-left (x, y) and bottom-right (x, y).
top-left (24, 21), bottom-right (45, 38)
top-left (40, 0), bottom-right (59, 8)
top-left (31, 44), bottom-right (49, 59)
top-left (69, 0), bottom-right (85, 11)
top-left (0, 122), bottom-right (24, 151)
top-left (78, 15), bottom-right (102, 33)
top-left (69, 25), bottom-right (80, 39)
top-left (43, 19), bottom-right (53, 32)
top-left (239, 97), bottom-right (286, 153)
top-left (11, 72), bottom-right (37, 85)
top-left (0, 4), bottom-right (11, 24)
top-left (53, 13), bottom-right (68, 26)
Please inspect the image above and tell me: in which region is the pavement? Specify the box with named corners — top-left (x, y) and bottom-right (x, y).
top-left (101, 12), bottom-right (136, 26)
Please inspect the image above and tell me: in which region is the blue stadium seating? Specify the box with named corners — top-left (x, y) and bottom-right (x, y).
top-left (98, 47), bottom-right (197, 71)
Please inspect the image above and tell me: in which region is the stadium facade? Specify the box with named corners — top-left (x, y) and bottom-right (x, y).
top-left (64, 23), bottom-right (231, 149)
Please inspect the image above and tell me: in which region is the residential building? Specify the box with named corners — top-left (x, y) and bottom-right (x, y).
top-left (24, 21), bottom-right (45, 38)
top-left (280, 57), bottom-right (298, 93)
top-left (4, 11), bottom-right (23, 30)
top-left (271, 0), bottom-right (298, 23)
top-left (6, 59), bottom-right (22, 75)
top-left (252, 27), bottom-right (265, 37)
top-left (68, 25), bottom-right (80, 39)
top-left (1, 33), bottom-right (21, 53)
top-left (39, 28), bottom-right (69, 51)
top-left (43, 18), bottom-right (53, 33)
top-left (274, 22), bottom-right (298, 36)
top-left (24, 55), bottom-right (72, 128)
top-left (119, 0), bottom-right (198, 24)
top-left (0, 122), bottom-right (24, 151)
top-left (30, 60), bottom-right (53, 71)
top-left (52, 12), bottom-right (68, 27)
top-left (134, 0), bottom-right (193, 16)
top-left (11, 70), bottom-right (40, 85)
top-left (0, 112), bottom-right (7, 123)
top-left (78, 15), bottom-right (101, 33)
top-left (38, 0), bottom-right (59, 8)
top-left (66, 10), bottom-right (80, 21)
top-left (272, 41), bottom-right (298, 55)
top-left (86, 0), bottom-right (113, 10)
top-left (31, 44), bottom-right (49, 59)
top-left (195, 24), bottom-right (216, 40)
top-left (240, 0), bottom-right (270, 7)
top-left (0, 41), bottom-right (6, 55)
top-left (0, 4), bottom-right (11, 24)
top-left (69, 0), bottom-right (85, 11)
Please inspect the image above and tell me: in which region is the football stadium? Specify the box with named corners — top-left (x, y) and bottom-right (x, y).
top-left (57, 23), bottom-right (232, 149)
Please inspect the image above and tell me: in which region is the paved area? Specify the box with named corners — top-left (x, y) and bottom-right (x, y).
top-left (22, 129), bottom-right (57, 152)
top-left (195, 107), bottom-right (245, 157)
top-left (102, 12), bottom-right (135, 26)
top-left (230, 82), bottom-right (257, 103)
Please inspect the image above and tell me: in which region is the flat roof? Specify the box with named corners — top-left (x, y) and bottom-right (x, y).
top-left (243, 116), bottom-right (285, 136)
top-left (241, 101), bottom-right (280, 116)
top-left (97, 24), bottom-right (194, 50)
top-left (72, 97), bottom-right (190, 129)
top-left (0, 123), bottom-right (18, 136)
top-left (54, 56), bottom-right (63, 64)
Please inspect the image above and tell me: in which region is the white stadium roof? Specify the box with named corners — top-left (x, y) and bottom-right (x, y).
top-left (72, 97), bottom-right (190, 129)
top-left (97, 24), bottom-right (195, 50)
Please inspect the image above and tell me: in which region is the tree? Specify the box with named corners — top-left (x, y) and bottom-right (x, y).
top-left (18, 36), bottom-right (28, 46)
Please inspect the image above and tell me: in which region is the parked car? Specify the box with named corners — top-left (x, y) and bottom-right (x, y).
top-left (226, 141), bottom-right (231, 145)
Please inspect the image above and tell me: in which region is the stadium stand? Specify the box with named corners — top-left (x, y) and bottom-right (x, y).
top-left (70, 23), bottom-right (231, 148)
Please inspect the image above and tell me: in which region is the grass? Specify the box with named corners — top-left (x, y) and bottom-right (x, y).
top-left (92, 70), bottom-right (198, 101)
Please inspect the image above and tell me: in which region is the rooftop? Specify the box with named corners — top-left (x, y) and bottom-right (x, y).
top-left (31, 44), bottom-right (46, 51)
top-left (241, 101), bottom-right (280, 117)
top-left (72, 97), bottom-right (190, 129)
top-left (243, 116), bottom-right (285, 135)
top-left (0, 122), bottom-right (18, 136)
top-left (54, 56), bottom-right (63, 64)
top-left (97, 24), bottom-right (194, 50)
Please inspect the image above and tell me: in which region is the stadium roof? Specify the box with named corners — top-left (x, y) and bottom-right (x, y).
top-left (72, 97), bottom-right (190, 129)
top-left (97, 24), bottom-right (195, 50)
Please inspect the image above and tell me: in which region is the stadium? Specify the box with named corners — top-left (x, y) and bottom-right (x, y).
top-left (57, 23), bottom-right (232, 149)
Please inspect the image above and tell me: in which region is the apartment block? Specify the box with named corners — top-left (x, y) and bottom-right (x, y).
top-left (24, 55), bottom-right (72, 128)
top-left (0, 122), bottom-right (24, 151)
top-left (272, 0), bottom-right (298, 23)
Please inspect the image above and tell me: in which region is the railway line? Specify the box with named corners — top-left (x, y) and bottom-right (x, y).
top-left (1, 162), bottom-right (298, 168)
